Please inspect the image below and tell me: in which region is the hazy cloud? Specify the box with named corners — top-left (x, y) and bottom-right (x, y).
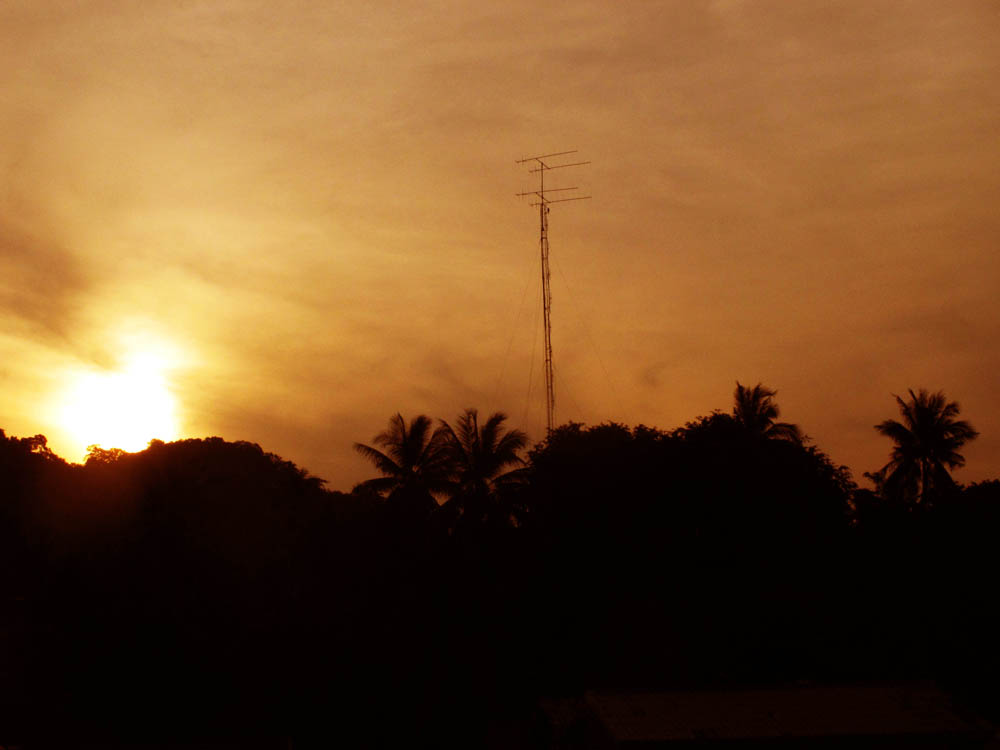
top-left (1, 0), bottom-right (998, 486)
top-left (0, 222), bottom-right (89, 342)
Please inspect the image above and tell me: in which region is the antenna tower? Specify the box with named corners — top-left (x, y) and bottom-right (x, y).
top-left (516, 150), bottom-right (590, 433)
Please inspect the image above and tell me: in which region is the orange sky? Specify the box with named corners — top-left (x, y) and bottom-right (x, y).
top-left (2, 0), bottom-right (998, 490)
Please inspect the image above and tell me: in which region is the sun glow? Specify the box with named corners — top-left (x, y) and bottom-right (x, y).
top-left (58, 349), bottom-right (181, 455)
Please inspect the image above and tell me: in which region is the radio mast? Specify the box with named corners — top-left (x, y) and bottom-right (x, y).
top-left (516, 150), bottom-right (590, 434)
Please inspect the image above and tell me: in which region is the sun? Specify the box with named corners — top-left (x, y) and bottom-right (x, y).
top-left (58, 351), bottom-right (181, 455)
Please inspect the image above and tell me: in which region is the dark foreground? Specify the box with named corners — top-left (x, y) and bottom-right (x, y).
top-left (2, 423), bottom-right (998, 746)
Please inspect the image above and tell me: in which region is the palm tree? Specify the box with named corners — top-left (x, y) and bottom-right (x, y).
top-left (732, 381), bottom-right (803, 443)
top-left (437, 409), bottom-right (529, 526)
top-left (353, 413), bottom-right (452, 499)
top-left (874, 389), bottom-right (978, 506)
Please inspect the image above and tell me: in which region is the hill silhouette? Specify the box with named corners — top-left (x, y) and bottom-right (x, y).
top-left (1, 390), bottom-right (997, 745)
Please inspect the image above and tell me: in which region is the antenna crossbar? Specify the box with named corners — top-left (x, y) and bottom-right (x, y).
top-left (528, 160), bottom-right (591, 173)
top-left (515, 186), bottom-right (579, 197)
top-left (516, 150), bottom-right (577, 163)
top-left (527, 195), bottom-right (592, 207)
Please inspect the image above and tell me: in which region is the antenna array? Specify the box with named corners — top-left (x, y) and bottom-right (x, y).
top-left (516, 150), bottom-right (591, 434)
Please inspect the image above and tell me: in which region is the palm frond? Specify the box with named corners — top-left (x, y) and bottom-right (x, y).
top-left (480, 411), bottom-right (508, 452)
top-left (354, 476), bottom-right (398, 494)
top-left (494, 428), bottom-right (529, 463)
top-left (874, 389), bottom-right (977, 504)
top-left (733, 381), bottom-right (799, 441)
top-left (875, 419), bottom-right (914, 445)
top-left (438, 408), bottom-right (529, 502)
top-left (353, 442), bottom-right (402, 477)
top-left (356, 413), bottom-right (463, 497)
top-left (767, 421), bottom-right (803, 443)
top-left (404, 415), bottom-right (435, 465)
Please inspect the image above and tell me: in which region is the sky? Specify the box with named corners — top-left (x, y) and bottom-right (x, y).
top-left (2, 0), bottom-right (998, 490)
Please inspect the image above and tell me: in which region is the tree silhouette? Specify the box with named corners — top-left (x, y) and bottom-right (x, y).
top-left (437, 409), bottom-right (528, 526)
top-left (85, 445), bottom-right (129, 465)
top-left (733, 381), bottom-right (803, 443)
top-left (353, 413), bottom-right (452, 499)
top-left (873, 389), bottom-right (978, 506)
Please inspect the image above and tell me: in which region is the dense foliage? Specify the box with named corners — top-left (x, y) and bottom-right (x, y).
top-left (0, 391), bottom-right (996, 744)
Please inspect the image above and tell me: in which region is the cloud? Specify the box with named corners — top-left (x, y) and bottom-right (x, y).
top-left (1, 0), bottom-right (998, 487)
top-left (0, 222), bottom-right (90, 343)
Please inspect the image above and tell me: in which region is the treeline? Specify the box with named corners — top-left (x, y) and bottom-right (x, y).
top-left (0, 385), bottom-right (997, 744)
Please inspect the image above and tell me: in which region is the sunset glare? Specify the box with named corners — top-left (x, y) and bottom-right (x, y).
top-left (56, 352), bottom-right (180, 456)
